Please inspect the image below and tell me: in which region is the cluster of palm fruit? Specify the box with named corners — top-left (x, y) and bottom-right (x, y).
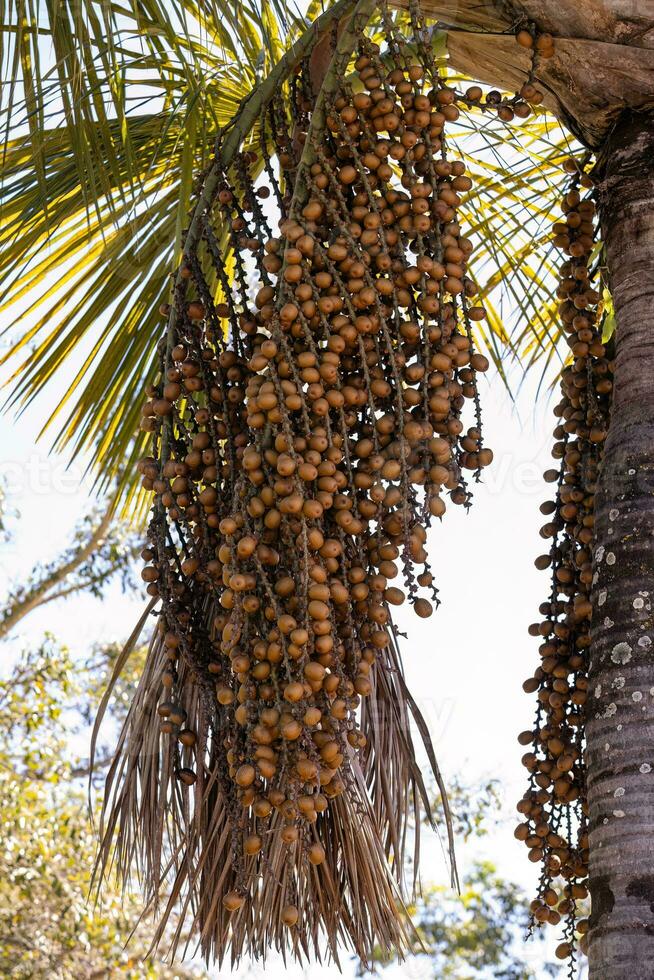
top-left (134, 26), bottom-right (491, 966)
top-left (100, 0), bottom-right (563, 968)
top-left (448, 21), bottom-right (550, 124)
top-left (517, 158), bottom-right (612, 965)
top-left (458, 24), bottom-right (553, 122)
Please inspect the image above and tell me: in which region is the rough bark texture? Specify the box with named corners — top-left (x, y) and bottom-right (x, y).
top-left (392, 0), bottom-right (654, 145)
top-left (587, 110), bottom-right (654, 977)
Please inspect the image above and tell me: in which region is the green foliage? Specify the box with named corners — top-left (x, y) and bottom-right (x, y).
top-left (0, 0), bottom-right (322, 508)
top-left (81, 639), bottom-right (150, 733)
top-left (433, 775), bottom-right (503, 843)
top-left (0, 638), bottom-right (204, 979)
top-left (402, 862), bottom-right (557, 980)
top-left (0, 492), bottom-right (198, 974)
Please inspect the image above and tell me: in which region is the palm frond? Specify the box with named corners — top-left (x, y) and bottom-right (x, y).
top-left (0, 3), bottom-right (263, 512)
top-left (0, 2), bottom-right (582, 511)
top-left (445, 79), bottom-right (582, 384)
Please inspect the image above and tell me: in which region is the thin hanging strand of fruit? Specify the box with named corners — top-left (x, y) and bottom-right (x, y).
top-left (517, 157), bottom-right (612, 971)
top-left (95, 0), bottom-right (552, 968)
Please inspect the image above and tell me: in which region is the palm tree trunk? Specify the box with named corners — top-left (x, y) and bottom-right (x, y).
top-left (587, 109), bottom-right (654, 976)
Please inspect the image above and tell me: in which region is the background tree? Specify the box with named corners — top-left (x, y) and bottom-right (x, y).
top-left (0, 499), bottom-right (204, 979)
top-left (0, 640), bottom-right (204, 979)
top-left (0, 492), bottom-right (140, 639)
top-left (0, 639), bottom-right (210, 978)
top-left (400, 863), bottom-right (552, 980)
top-left (370, 780), bottom-right (561, 980)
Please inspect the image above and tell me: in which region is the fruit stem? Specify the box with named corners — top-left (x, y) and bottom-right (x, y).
top-left (159, 0), bottom-right (357, 462)
top-left (290, 0), bottom-right (378, 220)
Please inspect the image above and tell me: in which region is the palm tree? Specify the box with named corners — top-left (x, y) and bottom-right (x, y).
top-left (1, 1), bottom-right (652, 977)
top-left (0, 0), bottom-right (572, 506)
top-left (427, 5), bottom-right (654, 975)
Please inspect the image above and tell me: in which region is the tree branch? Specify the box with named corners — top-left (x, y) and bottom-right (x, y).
top-left (34, 553), bottom-right (139, 608)
top-left (0, 492), bottom-right (121, 640)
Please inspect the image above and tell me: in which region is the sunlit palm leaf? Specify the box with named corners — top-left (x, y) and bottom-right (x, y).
top-left (0, 1), bottom-right (581, 514)
top-left (0, 3), bottom-right (263, 513)
top-left (446, 87), bottom-right (580, 382)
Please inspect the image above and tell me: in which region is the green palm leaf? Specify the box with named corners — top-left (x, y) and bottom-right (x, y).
top-left (0, 1), bottom-right (581, 513)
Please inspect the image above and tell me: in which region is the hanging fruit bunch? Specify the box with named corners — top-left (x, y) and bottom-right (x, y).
top-left (517, 157), bottom-right (612, 967)
top-left (96, 0), bottom-right (554, 968)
